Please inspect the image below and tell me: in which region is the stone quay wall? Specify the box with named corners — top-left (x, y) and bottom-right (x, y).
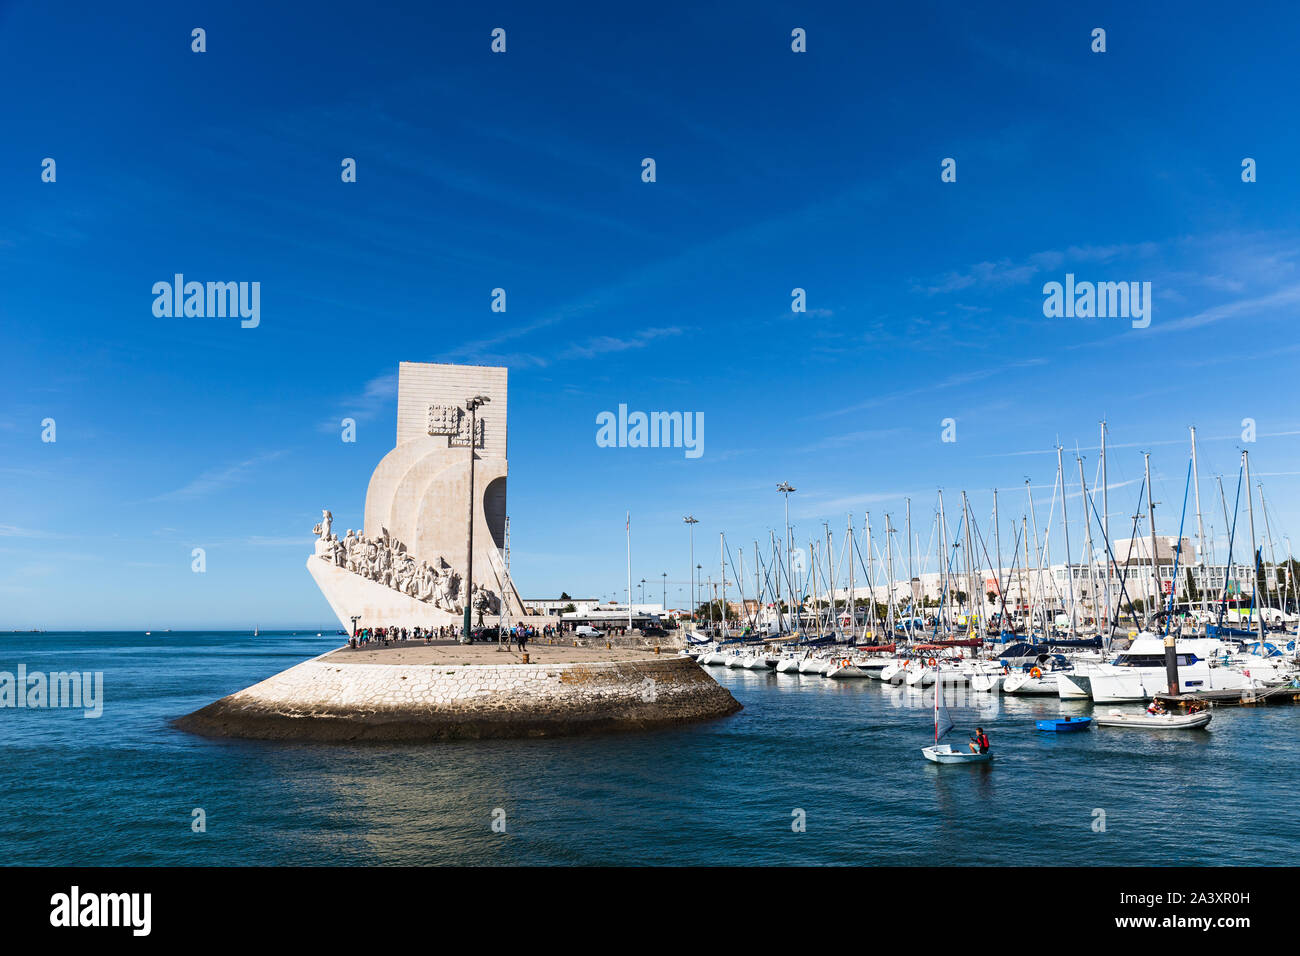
top-left (176, 652), bottom-right (741, 742)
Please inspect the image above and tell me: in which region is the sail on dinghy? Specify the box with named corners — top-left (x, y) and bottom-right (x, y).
top-left (921, 662), bottom-right (993, 764)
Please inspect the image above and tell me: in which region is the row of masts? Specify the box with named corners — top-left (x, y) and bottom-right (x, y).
top-left (697, 425), bottom-right (1291, 646)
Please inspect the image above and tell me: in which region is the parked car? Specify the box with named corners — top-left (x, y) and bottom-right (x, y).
top-left (574, 625), bottom-right (603, 638)
top-left (640, 624), bottom-right (668, 638)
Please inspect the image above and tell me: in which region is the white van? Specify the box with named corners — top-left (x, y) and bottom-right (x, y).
top-left (574, 625), bottom-right (603, 638)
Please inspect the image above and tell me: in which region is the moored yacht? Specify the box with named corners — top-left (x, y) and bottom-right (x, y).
top-left (1085, 633), bottom-right (1262, 702)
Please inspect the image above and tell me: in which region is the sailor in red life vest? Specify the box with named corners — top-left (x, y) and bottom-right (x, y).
top-left (969, 727), bottom-right (991, 754)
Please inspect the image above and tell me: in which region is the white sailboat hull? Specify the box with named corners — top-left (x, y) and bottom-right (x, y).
top-left (825, 658), bottom-right (870, 679)
top-left (1056, 672), bottom-right (1092, 699)
top-left (1002, 673), bottom-right (1060, 695)
top-left (921, 744), bottom-right (992, 764)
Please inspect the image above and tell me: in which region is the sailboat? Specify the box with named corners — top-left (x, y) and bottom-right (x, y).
top-left (921, 663), bottom-right (993, 764)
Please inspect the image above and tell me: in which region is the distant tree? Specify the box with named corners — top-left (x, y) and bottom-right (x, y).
top-left (559, 591), bottom-right (572, 601)
top-left (561, 603), bottom-right (576, 614)
top-left (695, 600), bottom-right (736, 621)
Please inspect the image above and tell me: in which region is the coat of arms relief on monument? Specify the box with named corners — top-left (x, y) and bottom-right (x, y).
top-left (428, 403), bottom-right (484, 448)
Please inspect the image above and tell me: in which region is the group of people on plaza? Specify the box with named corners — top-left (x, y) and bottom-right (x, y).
top-left (350, 624), bottom-right (458, 646)
top-left (348, 621), bottom-right (590, 650)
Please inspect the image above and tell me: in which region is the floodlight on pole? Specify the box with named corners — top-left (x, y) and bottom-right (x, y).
top-left (777, 482), bottom-right (796, 631)
top-left (683, 515), bottom-right (699, 621)
top-left (461, 394), bottom-right (490, 643)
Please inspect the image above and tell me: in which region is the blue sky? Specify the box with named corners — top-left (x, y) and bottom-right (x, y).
top-left (2, 1), bottom-right (1298, 628)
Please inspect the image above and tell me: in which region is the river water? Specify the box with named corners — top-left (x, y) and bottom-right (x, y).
top-left (1, 632), bottom-right (1290, 865)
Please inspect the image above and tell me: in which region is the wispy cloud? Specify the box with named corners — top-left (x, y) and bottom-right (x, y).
top-left (152, 451), bottom-right (286, 502)
top-left (918, 243), bottom-right (1158, 295)
top-left (1144, 283), bottom-right (1300, 337)
top-left (461, 326), bottom-right (686, 369)
top-left (817, 358), bottom-right (1047, 420)
top-left (319, 371), bottom-right (397, 432)
top-left (0, 524), bottom-right (59, 538)
top-left (559, 327), bottom-right (683, 361)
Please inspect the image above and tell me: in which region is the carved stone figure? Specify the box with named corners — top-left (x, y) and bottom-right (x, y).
top-left (314, 509), bottom-right (480, 613)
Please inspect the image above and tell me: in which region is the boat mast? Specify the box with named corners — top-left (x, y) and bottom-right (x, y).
top-left (1143, 453), bottom-right (1178, 695)
top-left (1057, 446), bottom-right (1078, 639)
top-left (825, 523), bottom-right (836, 638)
top-left (1101, 420), bottom-right (1110, 635)
top-left (961, 491), bottom-right (976, 636)
top-left (847, 514), bottom-right (856, 641)
top-left (1190, 426), bottom-right (1208, 629)
top-left (1078, 454), bottom-right (1100, 636)
top-left (720, 532), bottom-right (727, 637)
top-left (1258, 480), bottom-right (1280, 630)
top-left (1026, 478), bottom-right (1046, 639)
top-left (865, 513), bottom-right (877, 640)
top-left (1021, 515), bottom-right (1032, 636)
top-left (1260, 483), bottom-right (1288, 640)
top-left (1144, 453), bottom-right (1162, 628)
top-left (768, 530), bottom-right (783, 634)
top-left (806, 538), bottom-right (816, 632)
top-left (736, 542), bottom-right (749, 631)
top-left (906, 497), bottom-right (914, 640)
top-left (1217, 474), bottom-right (1234, 626)
top-left (993, 489), bottom-right (1003, 634)
top-left (885, 514), bottom-right (897, 636)
top-left (937, 491), bottom-right (949, 634)
top-left (1243, 450), bottom-right (1266, 644)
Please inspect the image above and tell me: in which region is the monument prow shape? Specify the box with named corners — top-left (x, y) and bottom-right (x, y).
top-left (308, 361), bottom-right (525, 630)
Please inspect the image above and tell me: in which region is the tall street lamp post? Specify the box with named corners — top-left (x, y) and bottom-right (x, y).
top-left (777, 482), bottom-right (796, 631)
top-left (683, 515), bottom-right (699, 621)
top-left (460, 395), bottom-right (490, 643)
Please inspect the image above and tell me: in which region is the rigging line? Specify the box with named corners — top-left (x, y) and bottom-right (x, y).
top-left (1082, 471), bottom-right (1147, 641)
top-left (931, 535), bottom-right (964, 641)
top-left (972, 505), bottom-right (1022, 630)
top-left (1161, 457), bottom-right (1194, 636)
top-left (1218, 465), bottom-right (1244, 622)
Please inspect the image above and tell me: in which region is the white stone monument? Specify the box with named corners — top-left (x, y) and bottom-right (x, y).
top-left (308, 361), bottom-right (525, 631)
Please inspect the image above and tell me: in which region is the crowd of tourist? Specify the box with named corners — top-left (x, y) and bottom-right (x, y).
top-left (348, 621), bottom-right (597, 649)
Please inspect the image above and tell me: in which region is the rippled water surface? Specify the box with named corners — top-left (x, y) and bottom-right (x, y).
top-left (1, 632), bottom-right (1292, 865)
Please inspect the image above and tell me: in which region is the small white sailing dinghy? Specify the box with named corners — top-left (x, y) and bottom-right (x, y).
top-left (1093, 709), bottom-right (1212, 730)
top-left (921, 663), bottom-right (993, 764)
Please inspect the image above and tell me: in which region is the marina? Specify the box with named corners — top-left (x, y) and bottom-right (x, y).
top-left (672, 428), bottom-right (1300, 748)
